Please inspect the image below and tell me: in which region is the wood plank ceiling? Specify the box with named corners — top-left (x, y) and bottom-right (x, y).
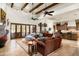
top-left (11, 3), bottom-right (14, 8)
top-left (21, 3), bottom-right (28, 10)
top-left (36, 3), bottom-right (58, 14)
top-left (10, 3), bottom-right (59, 14)
top-left (29, 3), bottom-right (44, 12)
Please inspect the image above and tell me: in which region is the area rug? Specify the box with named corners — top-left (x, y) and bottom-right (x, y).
top-left (16, 39), bottom-right (28, 53)
top-left (16, 39), bottom-right (42, 56)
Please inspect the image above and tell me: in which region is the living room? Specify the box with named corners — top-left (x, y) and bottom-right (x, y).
top-left (0, 3), bottom-right (79, 56)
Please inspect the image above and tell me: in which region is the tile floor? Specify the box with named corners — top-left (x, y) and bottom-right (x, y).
top-left (0, 39), bottom-right (79, 56)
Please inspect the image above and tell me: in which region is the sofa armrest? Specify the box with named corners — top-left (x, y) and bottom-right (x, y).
top-left (34, 39), bottom-right (46, 47)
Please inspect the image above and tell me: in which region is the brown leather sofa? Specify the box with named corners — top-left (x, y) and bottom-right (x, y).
top-left (37, 37), bottom-right (62, 56)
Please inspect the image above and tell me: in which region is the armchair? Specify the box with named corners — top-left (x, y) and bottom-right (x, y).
top-left (0, 30), bottom-right (9, 48)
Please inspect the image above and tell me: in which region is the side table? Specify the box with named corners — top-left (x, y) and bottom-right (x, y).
top-left (28, 41), bottom-right (37, 56)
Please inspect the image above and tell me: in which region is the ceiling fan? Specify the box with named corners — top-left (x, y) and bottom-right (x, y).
top-left (31, 17), bottom-right (39, 20)
top-left (31, 3), bottom-right (39, 20)
top-left (44, 10), bottom-right (54, 17)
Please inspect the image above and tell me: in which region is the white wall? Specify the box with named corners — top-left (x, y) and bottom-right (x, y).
top-left (6, 7), bottom-right (36, 24)
top-left (6, 7), bottom-right (53, 28)
top-left (0, 3), bottom-right (7, 11)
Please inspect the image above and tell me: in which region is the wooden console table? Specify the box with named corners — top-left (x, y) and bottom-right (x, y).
top-left (27, 41), bottom-right (37, 56)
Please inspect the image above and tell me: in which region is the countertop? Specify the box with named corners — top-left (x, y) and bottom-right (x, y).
top-left (61, 30), bottom-right (79, 33)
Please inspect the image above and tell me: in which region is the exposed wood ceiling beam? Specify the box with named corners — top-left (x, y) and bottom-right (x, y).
top-left (11, 3), bottom-right (14, 8)
top-left (36, 3), bottom-right (59, 14)
top-left (29, 3), bottom-right (44, 12)
top-left (21, 3), bottom-right (28, 10)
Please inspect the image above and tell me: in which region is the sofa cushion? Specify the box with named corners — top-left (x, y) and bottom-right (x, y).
top-left (54, 32), bottom-right (62, 38)
top-left (39, 33), bottom-right (43, 37)
top-left (38, 37), bottom-right (47, 41)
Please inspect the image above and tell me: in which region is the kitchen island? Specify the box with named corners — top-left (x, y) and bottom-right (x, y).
top-left (61, 30), bottom-right (78, 41)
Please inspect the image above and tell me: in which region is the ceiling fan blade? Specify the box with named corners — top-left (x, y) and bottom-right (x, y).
top-left (35, 18), bottom-right (38, 20)
top-left (44, 14), bottom-right (46, 17)
top-left (32, 17), bottom-right (35, 20)
top-left (48, 11), bottom-right (54, 13)
top-left (36, 18), bottom-right (39, 20)
top-left (47, 13), bottom-right (53, 16)
top-left (32, 17), bottom-right (39, 20)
